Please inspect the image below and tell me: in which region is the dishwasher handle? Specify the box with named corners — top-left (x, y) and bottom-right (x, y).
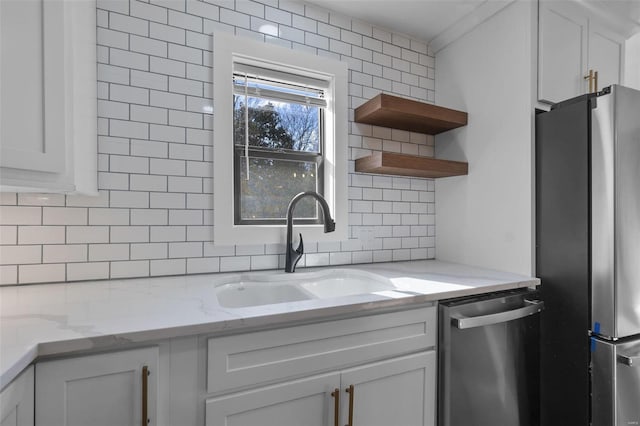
top-left (451, 299), bottom-right (544, 329)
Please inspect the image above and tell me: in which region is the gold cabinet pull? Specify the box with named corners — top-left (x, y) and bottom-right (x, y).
top-left (584, 69), bottom-right (594, 93)
top-left (330, 388), bottom-right (340, 426)
top-left (584, 69), bottom-right (599, 93)
top-left (142, 366), bottom-right (149, 426)
top-left (345, 384), bottom-right (354, 426)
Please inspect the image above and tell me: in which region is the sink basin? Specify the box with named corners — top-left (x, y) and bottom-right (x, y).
top-left (298, 269), bottom-right (394, 298)
top-left (214, 269), bottom-right (395, 308)
top-left (215, 281), bottom-right (312, 308)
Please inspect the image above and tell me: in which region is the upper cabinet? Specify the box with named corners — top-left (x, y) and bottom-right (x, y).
top-left (0, 0), bottom-right (97, 194)
top-left (538, 0), bottom-right (625, 104)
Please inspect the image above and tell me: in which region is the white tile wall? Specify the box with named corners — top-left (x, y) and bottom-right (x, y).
top-left (0, 0), bottom-right (437, 284)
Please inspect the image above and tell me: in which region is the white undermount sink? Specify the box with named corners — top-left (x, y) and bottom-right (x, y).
top-left (214, 269), bottom-right (395, 308)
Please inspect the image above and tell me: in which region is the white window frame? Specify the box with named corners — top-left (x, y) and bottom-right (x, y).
top-left (212, 32), bottom-right (348, 246)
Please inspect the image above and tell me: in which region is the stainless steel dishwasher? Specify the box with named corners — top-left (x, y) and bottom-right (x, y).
top-left (438, 289), bottom-right (543, 426)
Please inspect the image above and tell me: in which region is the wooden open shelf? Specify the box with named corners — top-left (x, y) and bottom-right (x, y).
top-left (354, 93), bottom-right (468, 134)
top-left (355, 152), bottom-right (468, 178)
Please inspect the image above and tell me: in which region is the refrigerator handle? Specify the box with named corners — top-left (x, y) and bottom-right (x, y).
top-left (617, 354), bottom-right (640, 367)
top-left (451, 299), bottom-right (544, 330)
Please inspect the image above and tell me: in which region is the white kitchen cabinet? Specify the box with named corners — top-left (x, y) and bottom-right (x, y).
top-left (0, 0), bottom-right (97, 194)
top-left (206, 352), bottom-right (436, 426)
top-left (206, 307), bottom-right (437, 426)
top-left (35, 347), bottom-right (159, 426)
top-left (0, 366), bottom-right (34, 426)
top-left (538, 0), bottom-right (624, 104)
top-left (340, 352), bottom-right (435, 426)
top-left (206, 372), bottom-right (341, 426)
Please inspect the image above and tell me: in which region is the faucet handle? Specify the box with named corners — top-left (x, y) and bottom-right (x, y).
top-left (296, 233), bottom-right (304, 254)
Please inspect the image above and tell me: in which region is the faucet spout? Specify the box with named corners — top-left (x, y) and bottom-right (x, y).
top-left (285, 191), bottom-right (336, 273)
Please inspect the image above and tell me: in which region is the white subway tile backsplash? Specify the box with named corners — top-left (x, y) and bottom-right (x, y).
top-left (168, 176), bottom-right (202, 193)
top-left (150, 192), bottom-right (185, 208)
top-left (110, 260), bottom-right (149, 278)
top-left (151, 258), bottom-right (185, 275)
top-left (131, 209), bottom-right (168, 225)
top-left (4, 0), bottom-right (436, 282)
top-left (169, 209), bottom-right (202, 225)
top-left (220, 256), bottom-right (250, 272)
top-left (0, 246), bottom-right (41, 265)
top-left (0, 193), bottom-right (17, 206)
top-left (172, 11), bottom-right (204, 33)
top-left (0, 226), bottom-right (17, 245)
top-left (150, 158), bottom-right (185, 176)
top-left (43, 245), bottom-right (87, 263)
top-left (67, 262), bottom-right (110, 281)
top-left (66, 192), bottom-right (110, 208)
top-left (89, 244), bottom-right (130, 261)
top-left (186, 225), bottom-right (212, 241)
top-left (18, 226), bottom-right (65, 245)
top-left (131, 0), bottom-right (168, 24)
top-left (150, 124), bottom-right (186, 143)
top-left (0, 206), bottom-right (41, 225)
top-left (169, 241), bottom-right (202, 257)
top-left (111, 226), bottom-right (150, 243)
top-left (110, 191), bottom-right (150, 208)
top-left (43, 208), bottom-right (87, 226)
top-left (186, 257), bottom-right (219, 274)
top-left (110, 48), bottom-right (150, 71)
top-left (131, 242), bottom-right (167, 259)
top-left (150, 225), bottom-right (185, 242)
top-left (19, 264), bottom-right (66, 284)
top-left (220, 8), bottom-right (250, 28)
top-left (130, 174), bottom-right (168, 191)
top-left (0, 265), bottom-right (18, 285)
top-left (150, 21), bottom-right (186, 44)
top-left (131, 139), bottom-right (169, 158)
top-left (110, 12), bottom-right (150, 37)
top-left (97, 27), bottom-right (130, 49)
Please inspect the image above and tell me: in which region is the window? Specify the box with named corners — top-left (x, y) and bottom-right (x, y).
top-left (232, 65), bottom-right (325, 225)
top-left (213, 33), bottom-right (348, 245)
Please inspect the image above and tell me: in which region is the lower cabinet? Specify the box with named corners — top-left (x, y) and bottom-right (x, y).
top-left (205, 351), bottom-right (436, 426)
top-left (35, 347), bottom-right (159, 426)
top-left (341, 352), bottom-right (435, 426)
top-left (0, 366), bottom-right (34, 426)
top-left (206, 373), bottom-right (340, 426)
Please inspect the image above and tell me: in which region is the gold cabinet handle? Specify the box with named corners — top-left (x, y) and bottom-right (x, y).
top-left (330, 388), bottom-right (340, 426)
top-left (594, 70), bottom-right (599, 92)
top-left (345, 384), bottom-right (354, 426)
top-left (142, 366), bottom-right (149, 426)
top-left (584, 69), bottom-right (594, 93)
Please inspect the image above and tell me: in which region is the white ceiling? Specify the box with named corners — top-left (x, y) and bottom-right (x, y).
top-left (303, 0), bottom-right (640, 44)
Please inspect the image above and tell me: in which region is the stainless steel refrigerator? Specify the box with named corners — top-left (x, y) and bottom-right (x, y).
top-left (536, 84), bottom-right (640, 426)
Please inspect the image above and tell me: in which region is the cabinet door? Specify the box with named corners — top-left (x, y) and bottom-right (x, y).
top-left (340, 351), bottom-right (436, 426)
top-left (0, 0), bottom-right (65, 173)
top-left (35, 347), bottom-right (159, 426)
top-left (538, 1), bottom-right (588, 103)
top-left (0, 366), bottom-right (34, 426)
top-left (588, 24), bottom-right (623, 91)
top-left (205, 372), bottom-right (340, 426)
top-left (0, 0), bottom-right (97, 193)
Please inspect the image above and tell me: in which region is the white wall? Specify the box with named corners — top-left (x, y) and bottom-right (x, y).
top-left (434, 0), bottom-right (536, 275)
top-left (625, 32), bottom-right (640, 90)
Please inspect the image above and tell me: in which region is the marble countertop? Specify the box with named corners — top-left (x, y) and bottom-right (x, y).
top-left (0, 260), bottom-right (539, 390)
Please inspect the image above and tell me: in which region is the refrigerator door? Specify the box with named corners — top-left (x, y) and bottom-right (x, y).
top-left (592, 85), bottom-right (640, 339)
top-left (592, 337), bottom-right (640, 426)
